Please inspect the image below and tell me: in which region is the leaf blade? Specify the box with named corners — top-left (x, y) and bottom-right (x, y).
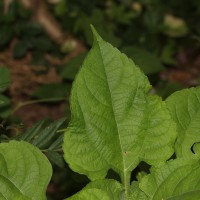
top-left (63, 28), bottom-right (176, 184)
top-left (0, 141), bottom-right (52, 199)
top-left (140, 158), bottom-right (200, 200)
top-left (166, 87), bottom-right (200, 158)
top-left (66, 179), bottom-right (123, 200)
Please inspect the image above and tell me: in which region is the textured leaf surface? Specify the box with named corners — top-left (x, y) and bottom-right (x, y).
top-left (16, 118), bottom-right (66, 168)
top-left (140, 158), bottom-right (200, 200)
top-left (166, 87), bottom-right (200, 158)
top-left (66, 179), bottom-right (123, 200)
top-left (66, 188), bottom-right (110, 200)
top-left (85, 179), bottom-right (124, 199)
top-left (17, 118), bottom-right (66, 150)
top-left (32, 118), bottom-right (66, 149)
top-left (0, 141), bottom-right (52, 200)
top-left (63, 27), bottom-right (176, 182)
top-left (129, 182), bottom-right (148, 200)
top-left (166, 190), bottom-right (200, 200)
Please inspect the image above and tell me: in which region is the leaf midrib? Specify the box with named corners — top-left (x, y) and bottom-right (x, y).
top-left (96, 40), bottom-right (126, 179)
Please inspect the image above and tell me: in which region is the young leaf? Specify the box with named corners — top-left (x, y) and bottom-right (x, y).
top-left (139, 158), bottom-right (200, 200)
top-left (0, 141), bottom-right (52, 199)
top-left (63, 26), bottom-right (176, 192)
top-left (166, 87), bottom-right (200, 158)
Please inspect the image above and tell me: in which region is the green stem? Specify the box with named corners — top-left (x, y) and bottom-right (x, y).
top-left (122, 170), bottom-right (131, 198)
top-left (12, 97), bottom-right (67, 114)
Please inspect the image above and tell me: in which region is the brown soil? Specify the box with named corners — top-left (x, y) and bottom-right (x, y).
top-left (0, 47), bottom-right (65, 126)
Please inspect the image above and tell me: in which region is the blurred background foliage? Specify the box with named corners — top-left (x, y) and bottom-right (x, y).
top-left (0, 0), bottom-right (200, 199)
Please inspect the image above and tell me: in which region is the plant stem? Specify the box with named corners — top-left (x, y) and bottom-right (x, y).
top-left (12, 97), bottom-right (67, 114)
top-left (122, 170), bottom-right (131, 198)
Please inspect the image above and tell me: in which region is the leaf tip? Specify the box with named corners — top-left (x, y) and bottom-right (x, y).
top-left (90, 24), bottom-right (102, 42)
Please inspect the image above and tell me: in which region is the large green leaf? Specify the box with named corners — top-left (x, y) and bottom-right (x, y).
top-left (0, 141), bottom-right (52, 199)
top-left (139, 158), bottom-right (200, 200)
top-left (63, 27), bottom-right (176, 191)
top-left (166, 87), bottom-right (200, 158)
top-left (66, 179), bottom-right (123, 200)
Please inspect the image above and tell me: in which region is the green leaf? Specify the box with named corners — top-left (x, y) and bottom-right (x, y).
top-left (74, 10), bottom-right (121, 47)
top-left (160, 42), bottom-right (177, 65)
top-left (16, 119), bottom-right (49, 142)
top-left (18, 118), bottom-right (66, 150)
top-left (32, 83), bottom-right (70, 99)
top-left (84, 179), bottom-right (124, 199)
top-left (66, 179), bottom-right (123, 200)
top-left (60, 53), bottom-right (87, 80)
top-left (156, 81), bottom-right (185, 99)
top-left (66, 188), bottom-right (110, 200)
top-left (0, 94), bottom-right (11, 118)
top-left (54, 0), bottom-right (68, 16)
top-left (166, 190), bottom-right (200, 200)
top-left (45, 151), bottom-right (65, 168)
top-left (121, 46), bottom-right (165, 75)
top-left (129, 182), bottom-right (148, 200)
top-left (0, 26), bottom-right (13, 48)
top-left (0, 141), bottom-right (52, 199)
top-left (0, 67), bottom-right (11, 93)
top-left (13, 40), bottom-right (28, 58)
top-left (63, 27), bottom-right (176, 191)
top-left (139, 158), bottom-right (200, 200)
top-left (21, 22), bottom-right (42, 36)
top-left (16, 118), bottom-right (66, 168)
top-left (166, 87), bottom-right (200, 158)
top-left (33, 37), bottom-right (53, 51)
top-left (32, 118), bottom-right (66, 149)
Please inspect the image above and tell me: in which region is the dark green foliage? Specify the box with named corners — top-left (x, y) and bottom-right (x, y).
top-left (0, 67), bottom-right (11, 118)
top-left (16, 118), bottom-right (67, 167)
top-left (32, 83), bottom-right (70, 99)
